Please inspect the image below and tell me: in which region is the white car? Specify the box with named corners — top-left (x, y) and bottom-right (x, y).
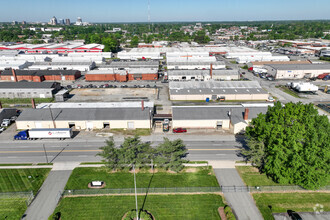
top-left (1, 119), bottom-right (11, 127)
top-left (267, 97), bottom-right (275, 102)
top-left (0, 127), bottom-right (5, 133)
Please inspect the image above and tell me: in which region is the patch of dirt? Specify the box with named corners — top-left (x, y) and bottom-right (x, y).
top-left (185, 168), bottom-right (197, 173)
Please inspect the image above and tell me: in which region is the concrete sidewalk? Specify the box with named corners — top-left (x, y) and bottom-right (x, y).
top-left (214, 168), bottom-right (263, 220)
top-left (23, 162), bottom-right (79, 220)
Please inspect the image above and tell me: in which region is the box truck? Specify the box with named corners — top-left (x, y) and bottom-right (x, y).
top-left (14, 128), bottom-right (73, 140)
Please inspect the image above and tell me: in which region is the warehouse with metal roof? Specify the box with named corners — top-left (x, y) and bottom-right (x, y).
top-left (167, 69), bottom-right (239, 81)
top-left (16, 102), bottom-right (153, 130)
top-left (172, 104), bottom-right (271, 134)
top-left (264, 64), bottom-right (330, 79)
top-left (169, 81), bottom-right (268, 101)
top-left (0, 82), bottom-right (61, 98)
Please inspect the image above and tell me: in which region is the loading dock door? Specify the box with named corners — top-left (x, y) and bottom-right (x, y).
top-left (127, 122), bottom-right (134, 129)
top-left (86, 122), bottom-right (93, 130)
top-left (216, 121), bottom-right (223, 129)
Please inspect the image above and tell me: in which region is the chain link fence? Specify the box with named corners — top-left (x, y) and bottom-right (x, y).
top-left (63, 187), bottom-right (221, 196)
top-left (62, 185), bottom-right (330, 196)
top-left (0, 191), bottom-right (34, 206)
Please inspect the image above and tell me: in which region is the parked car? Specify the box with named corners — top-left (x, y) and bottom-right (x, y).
top-left (173, 128), bottom-right (187, 133)
top-left (146, 84), bottom-right (151, 88)
top-left (1, 119), bottom-right (11, 127)
top-left (267, 96), bottom-right (275, 102)
top-left (267, 77), bottom-right (274, 81)
top-left (0, 127), bottom-right (5, 133)
top-left (10, 116), bottom-right (17, 122)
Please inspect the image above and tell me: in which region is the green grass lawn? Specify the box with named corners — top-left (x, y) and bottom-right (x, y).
top-left (0, 97), bottom-right (54, 104)
top-left (0, 198), bottom-right (27, 220)
top-left (253, 192), bottom-right (330, 220)
top-left (236, 166), bottom-right (290, 186)
top-left (0, 169), bottom-right (51, 194)
top-left (52, 194), bottom-right (224, 220)
top-left (109, 128), bottom-right (151, 136)
top-left (65, 167), bottom-right (219, 189)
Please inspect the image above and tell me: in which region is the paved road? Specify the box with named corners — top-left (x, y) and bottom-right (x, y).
top-left (23, 162), bottom-right (78, 220)
top-left (214, 168), bottom-right (263, 220)
top-left (0, 140), bottom-right (242, 163)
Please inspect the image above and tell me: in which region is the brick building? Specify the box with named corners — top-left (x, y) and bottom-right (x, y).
top-left (85, 68), bottom-right (158, 82)
top-left (0, 69), bottom-right (81, 82)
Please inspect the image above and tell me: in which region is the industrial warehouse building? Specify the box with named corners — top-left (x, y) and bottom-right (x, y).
top-left (0, 82), bottom-right (61, 98)
top-left (1, 69), bottom-right (81, 82)
top-left (16, 102), bottom-right (153, 130)
top-left (28, 61), bottom-right (95, 71)
top-left (264, 64), bottom-right (330, 79)
top-left (100, 61), bottom-right (159, 70)
top-left (167, 61), bottom-right (226, 70)
top-left (85, 68), bottom-right (158, 81)
top-left (169, 81), bottom-right (268, 101)
top-left (0, 43), bottom-right (104, 53)
top-left (167, 69), bottom-right (239, 81)
top-left (247, 60), bottom-right (311, 71)
top-left (172, 104), bottom-right (271, 134)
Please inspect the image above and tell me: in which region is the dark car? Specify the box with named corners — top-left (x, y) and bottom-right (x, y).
top-left (287, 210), bottom-right (302, 220)
top-left (173, 128), bottom-right (187, 133)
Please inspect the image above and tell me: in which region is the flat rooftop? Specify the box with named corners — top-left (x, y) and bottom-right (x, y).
top-left (265, 64), bottom-right (330, 70)
top-left (36, 102), bottom-right (154, 109)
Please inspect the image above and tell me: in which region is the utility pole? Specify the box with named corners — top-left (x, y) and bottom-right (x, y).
top-left (133, 164), bottom-right (139, 220)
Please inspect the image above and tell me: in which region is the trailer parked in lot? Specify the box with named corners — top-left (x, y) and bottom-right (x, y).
top-left (14, 128), bottom-right (73, 140)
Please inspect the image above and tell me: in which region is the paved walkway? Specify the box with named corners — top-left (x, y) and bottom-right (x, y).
top-left (23, 162), bottom-right (79, 220)
top-left (213, 167), bottom-right (263, 220)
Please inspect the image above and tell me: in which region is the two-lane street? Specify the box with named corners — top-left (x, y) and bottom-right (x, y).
top-left (0, 140), bottom-right (242, 163)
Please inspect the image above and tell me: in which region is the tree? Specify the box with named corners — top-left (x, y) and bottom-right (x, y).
top-left (154, 138), bottom-right (188, 172)
top-left (242, 102), bottom-right (330, 189)
top-left (130, 36), bottom-right (139, 47)
top-left (97, 137), bottom-right (120, 170)
top-left (117, 136), bottom-right (153, 168)
top-left (193, 31), bottom-right (210, 44)
top-left (98, 136), bottom-right (189, 172)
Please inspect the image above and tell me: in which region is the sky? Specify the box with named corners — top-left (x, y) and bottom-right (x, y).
top-left (1, 0), bottom-right (330, 23)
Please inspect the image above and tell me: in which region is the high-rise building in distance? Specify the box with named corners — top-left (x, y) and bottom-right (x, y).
top-left (65, 19), bottom-right (71, 25)
top-left (50, 16), bottom-right (58, 25)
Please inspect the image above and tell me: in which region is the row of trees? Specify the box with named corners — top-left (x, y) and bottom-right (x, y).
top-left (242, 102), bottom-right (330, 190)
top-left (97, 136), bottom-right (188, 172)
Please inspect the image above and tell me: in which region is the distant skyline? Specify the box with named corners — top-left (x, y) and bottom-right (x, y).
top-left (1, 0), bottom-right (330, 23)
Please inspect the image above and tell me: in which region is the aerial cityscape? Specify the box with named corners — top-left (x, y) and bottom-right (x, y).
top-left (0, 1), bottom-right (329, 220)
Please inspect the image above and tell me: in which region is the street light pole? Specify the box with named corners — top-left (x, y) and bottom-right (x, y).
top-left (133, 164), bottom-right (139, 220)
top-left (42, 144), bottom-right (48, 163)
